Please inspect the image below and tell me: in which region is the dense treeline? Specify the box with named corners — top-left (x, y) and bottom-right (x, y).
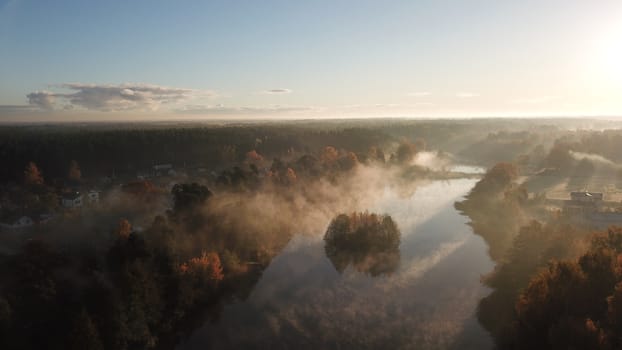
top-left (1, 118), bottom-right (602, 184)
top-left (0, 125), bottom-right (390, 183)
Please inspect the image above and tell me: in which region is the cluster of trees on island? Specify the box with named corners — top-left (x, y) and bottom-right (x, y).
top-left (324, 212), bottom-right (401, 277)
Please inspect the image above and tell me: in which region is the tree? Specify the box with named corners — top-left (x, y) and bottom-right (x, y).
top-left (116, 219), bottom-right (132, 239)
top-left (171, 183), bottom-right (212, 213)
top-left (68, 309), bottom-right (104, 350)
top-left (395, 141), bottom-right (418, 164)
top-left (544, 143), bottom-right (574, 170)
top-left (245, 150), bottom-right (263, 163)
top-left (24, 161), bottom-right (44, 185)
top-left (179, 252), bottom-right (224, 283)
top-left (470, 162), bottom-right (518, 196)
top-left (324, 212), bottom-right (401, 276)
top-left (338, 152), bottom-right (359, 171)
top-left (68, 160), bottom-right (82, 182)
top-left (320, 146), bottom-right (339, 164)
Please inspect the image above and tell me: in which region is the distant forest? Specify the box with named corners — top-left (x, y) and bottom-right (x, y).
top-left (0, 118), bottom-right (607, 183)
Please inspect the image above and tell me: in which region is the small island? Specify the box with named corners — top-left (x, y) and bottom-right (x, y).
top-left (324, 212), bottom-right (401, 276)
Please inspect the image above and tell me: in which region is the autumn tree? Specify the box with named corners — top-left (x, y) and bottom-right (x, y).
top-left (24, 161), bottom-right (44, 185)
top-left (68, 160), bottom-right (82, 182)
top-left (511, 227), bottom-right (622, 349)
top-left (324, 212), bottom-right (401, 276)
top-left (338, 152), bottom-right (359, 171)
top-left (367, 146), bottom-right (385, 163)
top-left (470, 162), bottom-right (518, 196)
top-left (180, 251), bottom-right (224, 281)
top-left (285, 167), bottom-right (297, 183)
top-left (245, 150), bottom-right (264, 163)
top-left (116, 219), bottom-right (132, 239)
top-left (320, 146), bottom-right (339, 164)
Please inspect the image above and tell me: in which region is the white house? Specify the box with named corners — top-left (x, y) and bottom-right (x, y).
top-left (62, 192), bottom-right (83, 208)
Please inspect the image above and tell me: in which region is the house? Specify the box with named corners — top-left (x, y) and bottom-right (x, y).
top-left (562, 191), bottom-right (622, 228)
top-left (62, 191), bottom-right (83, 208)
top-left (570, 191), bottom-right (603, 203)
top-left (87, 190), bottom-right (100, 204)
top-left (564, 191), bottom-right (603, 215)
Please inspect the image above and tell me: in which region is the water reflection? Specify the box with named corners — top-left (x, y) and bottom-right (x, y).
top-left (179, 179), bottom-right (494, 349)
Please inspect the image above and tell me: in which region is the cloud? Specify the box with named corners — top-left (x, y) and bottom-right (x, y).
top-left (26, 83), bottom-right (216, 112)
top-left (456, 92), bottom-right (480, 98)
top-left (262, 89), bottom-right (292, 94)
top-left (0, 105), bottom-right (39, 114)
top-left (407, 92), bottom-right (431, 97)
top-left (510, 96), bottom-right (559, 104)
top-left (177, 104), bottom-right (312, 115)
top-left (27, 91), bottom-right (56, 110)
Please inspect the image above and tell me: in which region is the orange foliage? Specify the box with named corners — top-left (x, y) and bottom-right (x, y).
top-left (116, 219), bottom-right (132, 239)
top-left (179, 251), bottom-right (224, 281)
top-left (347, 211), bottom-right (381, 231)
top-left (321, 146), bottom-right (339, 164)
top-left (24, 161), bottom-right (44, 185)
top-left (286, 168), bottom-right (297, 182)
top-left (122, 180), bottom-right (156, 195)
top-left (68, 160), bottom-right (81, 181)
top-left (245, 150), bottom-right (264, 163)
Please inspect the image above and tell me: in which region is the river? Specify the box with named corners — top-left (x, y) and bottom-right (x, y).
top-left (179, 178), bottom-right (494, 349)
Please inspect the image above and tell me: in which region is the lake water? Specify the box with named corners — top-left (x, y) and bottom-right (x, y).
top-left (179, 178), bottom-right (494, 349)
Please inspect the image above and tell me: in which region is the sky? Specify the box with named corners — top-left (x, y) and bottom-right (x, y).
top-left (1, 0), bottom-right (622, 121)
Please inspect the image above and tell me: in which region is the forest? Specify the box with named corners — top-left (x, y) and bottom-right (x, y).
top-left (3, 118), bottom-right (622, 349)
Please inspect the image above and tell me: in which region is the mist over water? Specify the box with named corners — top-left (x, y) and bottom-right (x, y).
top-left (179, 178), bottom-right (494, 349)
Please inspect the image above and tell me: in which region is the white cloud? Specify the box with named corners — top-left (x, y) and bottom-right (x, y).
top-left (27, 83), bottom-right (217, 112)
top-left (510, 96), bottom-right (559, 104)
top-left (407, 92), bottom-right (431, 97)
top-left (456, 92), bottom-right (480, 98)
top-left (261, 89), bottom-right (292, 94)
top-left (27, 91), bottom-right (56, 110)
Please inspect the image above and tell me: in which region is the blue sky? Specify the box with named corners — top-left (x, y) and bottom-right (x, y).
top-left (1, 0), bottom-right (622, 120)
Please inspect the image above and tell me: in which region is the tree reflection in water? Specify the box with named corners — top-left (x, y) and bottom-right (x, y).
top-left (324, 212), bottom-right (401, 276)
